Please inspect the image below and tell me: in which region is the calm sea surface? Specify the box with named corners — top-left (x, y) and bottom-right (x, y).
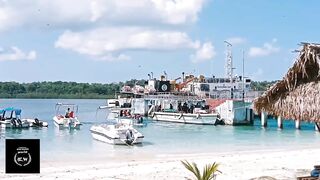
top-left (0, 99), bottom-right (319, 166)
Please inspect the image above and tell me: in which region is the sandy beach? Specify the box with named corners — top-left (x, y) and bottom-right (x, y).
top-left (0, 148), bottom-right (318, 180)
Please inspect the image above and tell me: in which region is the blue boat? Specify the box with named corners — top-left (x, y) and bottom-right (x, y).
top-left (0, 107), bottom-right (48, 128)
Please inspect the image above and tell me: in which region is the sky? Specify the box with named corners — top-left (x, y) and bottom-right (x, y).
top-left (0, 0), bottom-right (319, 83)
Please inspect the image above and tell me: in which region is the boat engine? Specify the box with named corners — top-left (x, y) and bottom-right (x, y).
top-left (11, 119), bottom-right (17, 127)
top-left (17, 119), bottom-right (22, 127)
top-left (125, 129), bottom-right (134, 145)
top-left (34, 118), bottom-right (42, 127)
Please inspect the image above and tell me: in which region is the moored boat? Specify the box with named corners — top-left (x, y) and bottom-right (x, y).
top-left (148, 100), bottom-right (219, 125)
top-left (25, 118), bottom-right (48, 127)
top-left (90, 123), bottom-right (144, 145)
top-left (150, 111), bottom-right (218, 125)
top-left (0, 107), bottom-right (48, 128)
top-left (53, 103), bottom-right (81, 129)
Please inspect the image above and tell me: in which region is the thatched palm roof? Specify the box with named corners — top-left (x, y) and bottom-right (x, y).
top-left (253, 43), bottom-right (320, 122)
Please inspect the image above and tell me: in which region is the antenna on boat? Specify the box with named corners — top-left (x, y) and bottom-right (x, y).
top-left (224, 40), bottom-right (233, 99)
top-left (224, 40), bottom-right (233, 81)
top-left (242, 50), bottom-right (245, 101)
top-left (164, 71), bottom-right (167, 80)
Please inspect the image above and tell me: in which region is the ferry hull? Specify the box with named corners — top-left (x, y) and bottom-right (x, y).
top-left (150, 112), bottom-right (218, 125)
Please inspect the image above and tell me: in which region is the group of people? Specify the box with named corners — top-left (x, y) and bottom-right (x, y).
top-left (119, 109), bottom-right (143, 124)
top-left (65, 108), bottom-right (74, 118)
top-left (153, 101), bottom-right (207, 114)
top-left (178, 102), bottom-right (194, 113)
top-left (119, 110), bottom-right (131, 117)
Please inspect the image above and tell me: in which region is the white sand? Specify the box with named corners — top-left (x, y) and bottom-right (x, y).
top-left (0, 148), bottom-right (318, 180)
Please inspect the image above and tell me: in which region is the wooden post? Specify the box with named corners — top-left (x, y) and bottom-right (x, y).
top-left (277, 116), bottom-right (283, 129)
top-left (295, 120), bottom-right (301, 130)
top-left (261, 111), bottom-right (267, 127)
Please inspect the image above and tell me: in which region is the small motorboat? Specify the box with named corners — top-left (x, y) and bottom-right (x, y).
top-left (98, 106), bottom-right (145, 127)
top-left (90, 123), bottom-right (144, 145)
top-left (0, 107), bottom-right (46, 128)
top-left (53, 103), bottom-right (81, 129)
top-left (24, 118), bottom-right (48, 127)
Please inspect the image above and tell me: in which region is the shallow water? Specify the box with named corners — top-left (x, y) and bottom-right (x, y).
top-left (0, 99), bottom-right (319, 167)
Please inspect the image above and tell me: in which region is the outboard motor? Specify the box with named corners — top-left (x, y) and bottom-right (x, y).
top-left (11, 119), bottom-right (17, 127)
top-left (125, 129), bottom-right (134, 145)
top-left (138, 117), bottom-right (143, 124)
top-left (17, 119), bottom-right (22, 127)
top-left (34, 118), bottom-right (42, 127)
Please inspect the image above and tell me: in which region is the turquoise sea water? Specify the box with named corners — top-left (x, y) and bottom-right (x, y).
top-left (0, 99), bottom-right (319, 167)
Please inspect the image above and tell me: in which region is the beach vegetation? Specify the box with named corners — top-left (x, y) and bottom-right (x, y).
top-left (181, 160), bottom-right (220, 180)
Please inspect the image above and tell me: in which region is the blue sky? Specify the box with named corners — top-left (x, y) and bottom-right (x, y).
top-left (0, 0), bottom-right (319, 83)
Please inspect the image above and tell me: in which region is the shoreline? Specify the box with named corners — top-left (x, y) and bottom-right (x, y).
top-left (0, 148), bottom-right (318, 179)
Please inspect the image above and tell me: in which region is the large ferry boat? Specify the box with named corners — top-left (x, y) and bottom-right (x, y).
top-left (105, 61), bottom-right (255, 126)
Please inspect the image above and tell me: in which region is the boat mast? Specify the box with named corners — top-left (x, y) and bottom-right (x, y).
top-left (224, 40), bottom-right (233, 98)
top-left (242, 50), bottom-right (245, 101)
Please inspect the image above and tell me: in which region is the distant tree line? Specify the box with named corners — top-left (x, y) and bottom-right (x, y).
top-left (250, 80), bottom-right (278, 91)
top-left (0, 80), bottom-right (275, 99)
top-left (0, 79), bottom-right (146, 99)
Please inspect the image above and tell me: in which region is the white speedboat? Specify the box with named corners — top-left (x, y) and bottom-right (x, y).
top-left (97, 106), bottom-right (145, 127)
top-left (53, 103), bottom-right (81, 129)
top-left (108, 107), bottom-right (145, 127)
top-left (0, 108), bottom-right (32, 128)
top-left (24, 118), bottom-right (48, 127)
top-left (90, 124), bottom-right (144, 145)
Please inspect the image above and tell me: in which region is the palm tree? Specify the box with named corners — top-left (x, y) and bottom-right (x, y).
top-left (181, 160), bottom-right (220, 180)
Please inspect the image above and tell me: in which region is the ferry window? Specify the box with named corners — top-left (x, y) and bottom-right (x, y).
top-left (245, 84), bottom-right (250, 88)
top-left (220, 79), bottom-right (225, 83)
top-left (200, 84), bottom-right (210, 92)
top-left (225, 79), bottom-right (230, 83)
top-left (245, 79), bottom-right (251, 83)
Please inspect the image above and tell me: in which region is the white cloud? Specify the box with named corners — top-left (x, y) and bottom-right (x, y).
top-left (250, 68), bottom-right (264, 81)
top-left (225, 37), bottom-right (246, 45)
top-left (191, 42), bottom-right (216, 63)
top-left (0, 0), bottom-right (212, 63)
top-left (248, 39), bottom-right (280, 57)
top-left (0, 46), bottom-right (37, 61)
top-left (0, 0), bottom-right (206, 32)
top-left (98, 54), bottom-right (131, 62)
top-left (55, 27), bottom-right (211, 62)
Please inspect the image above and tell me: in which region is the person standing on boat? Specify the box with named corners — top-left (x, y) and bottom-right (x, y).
top-left (182, 102), bottom-right (188, 113)
top-left (65, 108), bottom-right (70, 118)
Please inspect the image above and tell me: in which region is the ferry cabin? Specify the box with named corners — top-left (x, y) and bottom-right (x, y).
top-left (184, 76), bottom-right (252, 99)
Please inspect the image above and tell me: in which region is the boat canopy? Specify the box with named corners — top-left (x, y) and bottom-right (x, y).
top-left (55, 103), bottom-right (78, 114)
top-left (2, 107), bottom-right (22, 115)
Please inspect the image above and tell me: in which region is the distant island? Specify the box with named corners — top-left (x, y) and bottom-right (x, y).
top-left (0, 80), bottom-right (276, 99)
